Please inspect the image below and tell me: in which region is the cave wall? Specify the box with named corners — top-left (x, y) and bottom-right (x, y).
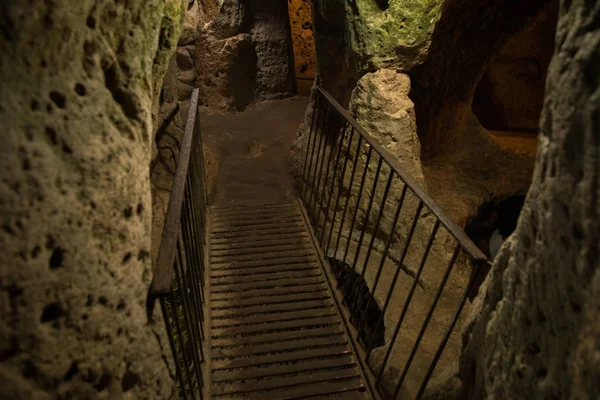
top-left (293, 0), bottom-right (560, 227)
top-left (195, 0), bottom-right (296, 110)
top-left (410, 0), bottom-right (555, 159)
top-left (151, 55), bottom-right (219, 269)
top-left (291, 0), bottom-right (580, 394)
top-left (0, 1), bottom-right (185, 398)
top-left (458, 0), bottom-right (600, 398)
top-left (472, 3), bottom-right (558, 135)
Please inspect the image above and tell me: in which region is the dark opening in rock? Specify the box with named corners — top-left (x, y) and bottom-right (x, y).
top-left (465, 194), bottom-right (526, 259)
top-left (40, 302), bottom-right (66, 323)
top-left (49, 91), bottom-right (66, 109)
top-left (75, 83), bottom-right (87, 96)
top-left (94, 372), bottom-right (112, 391)
top-left (49, 247), bottom-right (65, 269)
top-left (121, 369), bottom-right (141, 392)
top-left (64, 361), bottom-right (79, 381)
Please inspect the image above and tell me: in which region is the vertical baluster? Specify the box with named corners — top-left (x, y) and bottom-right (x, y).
top-left (310, 110), bottom-right (334, 223)
top-left (415, 257), bottom-right (485, 399)
top-left (188, 155), bottom-right (206, 297)
top-left (367, 200), bottom-right (424, 358)
top-left (350, 156), bottom-right (384, 269)
top-left (391, 245), bottom-right (461, 399)
top-left (332, 135), bottom-right (364, 258)
top-left (355, 183), bottom-right (406, 343)
top-left (160, 297), bottom-right (189, 400)
top-left (325, 128), bottom-right (355, 251)
top-left (188, 149), bottom-right (203, 242)
top-left (375, 220), bottom-right (440, 383)
top-left (182, 183), bottom-right (201, 304)
top-left (304, 96), bottom-right (324, 201)
top-left (188, 173), bottom-right (205, 304)
top-left (301, 93), bottom-right (320, 199)
top-left (179, 211), bottom-right (205, 341)
top-left (175, 249), bottom-right (203, 395)
top-left (189, 153), bottom-right (207, 344)
top-left (314, 117), bottom-right (345, 235)
top-left (359, 170), bottom-right (394, 278)
top-left (169, 279), bottom-right (193, 397)
top-left (320, 122), bottom-right (350, 243)
top-left (307, 103), bottom-right (330, 213)
top-left (342, 146), bottom-right (373, 265)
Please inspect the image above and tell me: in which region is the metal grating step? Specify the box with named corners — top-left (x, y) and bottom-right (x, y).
top-left (207, 200), bottom-right (371, 400)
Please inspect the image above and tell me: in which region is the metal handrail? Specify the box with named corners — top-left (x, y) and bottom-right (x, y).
top-left (301, 86), bottom-right (492, 399)
top-left (315, 86), bottom-right (488, 263)
top-left (148, 88), bottom-right (207, 399)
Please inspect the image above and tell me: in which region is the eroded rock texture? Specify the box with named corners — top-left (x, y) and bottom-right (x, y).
top-left (410, 0), bottom-right (555, 159)
top-left (459, 1), bottom-right (600, 398)
top-left (0, 1), bottom-right (185, 398)
top-left (351, 69), bottom-right (423, 182)
top-left (196, 0), bottom-right (295, 110)
top-left (310, 0), bottom-right (442, 105)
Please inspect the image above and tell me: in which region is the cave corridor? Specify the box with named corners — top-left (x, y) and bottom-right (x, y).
top-left (0, 0), bottom-right (598, 399)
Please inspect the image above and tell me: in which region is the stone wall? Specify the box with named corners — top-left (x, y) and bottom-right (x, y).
top-left (472, 3), bottom-right (558, 134)
top-left (290, 0), bottom-right (575, 395)
top-left (0, 1), bottom-right (185, 398)
top-left (151, 56), bottom-right (219, 269)
top-left (310, 0), bottom-right (442, 105)
top-left (195, 0), bottom-right (296, 110)
top-left (411, 0), bottom-right (556, 159)
top-left (457, 1), bottom-right (600, 398)
top-left (294, 0), bottom-right (559, 226)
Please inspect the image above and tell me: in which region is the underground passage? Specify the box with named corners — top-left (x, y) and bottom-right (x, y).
top-left (1, 0), bottom-right (598, 399)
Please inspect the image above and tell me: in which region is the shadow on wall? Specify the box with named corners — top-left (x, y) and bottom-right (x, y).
top-left (410, 0), bottom-right (557, 159)
top-left (227, 38), bottom-right (258, 110)
top-left (328, 257), bottom-right (386, 348)
top-left (465, 194), bottom-right (527, 260)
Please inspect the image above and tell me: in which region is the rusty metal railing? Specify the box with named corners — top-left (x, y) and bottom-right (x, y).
top-left (301, 86), bottom-right (491, 399)
top-left (148, 89), bottom-right (207, 399)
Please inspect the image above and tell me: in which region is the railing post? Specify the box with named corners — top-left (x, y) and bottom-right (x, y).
top-left (149, 88), bottom-right (207, 399)
top-left (300, 86), bottom-right (492, 399)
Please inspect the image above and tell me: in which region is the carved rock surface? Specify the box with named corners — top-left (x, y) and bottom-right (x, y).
top-left (350, 69), bottom-right (423, 182)
top-left (459, 1), bottom-right (600, 398)
top-left (0, 0), bottom-right (185, 398)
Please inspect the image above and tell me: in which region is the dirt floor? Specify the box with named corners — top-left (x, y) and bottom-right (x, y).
top-left (200, 96), bottom-right (310, 206)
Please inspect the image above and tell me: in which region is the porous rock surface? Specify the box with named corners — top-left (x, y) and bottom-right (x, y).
top-left (458, 1), bottom-right (600, 398)
top-left (196, 0), bottom-right (295, 110)
top-left (295, 0), bottom-right (552, 227)
top-left (311, 0), bottom-right (443, 105)
top-left (0, 0), bottom-right (185, 398)
top-left (350, 69), bottom-right (423, 182)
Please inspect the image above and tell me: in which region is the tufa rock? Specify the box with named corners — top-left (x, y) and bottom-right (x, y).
top-left (176, 47), bottom-right (194, 70)
top-left (458, 0), bottom-right (600, 398)
top-left (0, 0), bottom-right (185, 398)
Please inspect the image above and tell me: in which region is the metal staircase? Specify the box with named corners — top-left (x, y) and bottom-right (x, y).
top-left (147, 88), bottom-right (490, 400)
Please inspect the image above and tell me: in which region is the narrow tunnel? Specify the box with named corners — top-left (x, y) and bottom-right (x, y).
top-left (1, 1), bottom-right (598, 400)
